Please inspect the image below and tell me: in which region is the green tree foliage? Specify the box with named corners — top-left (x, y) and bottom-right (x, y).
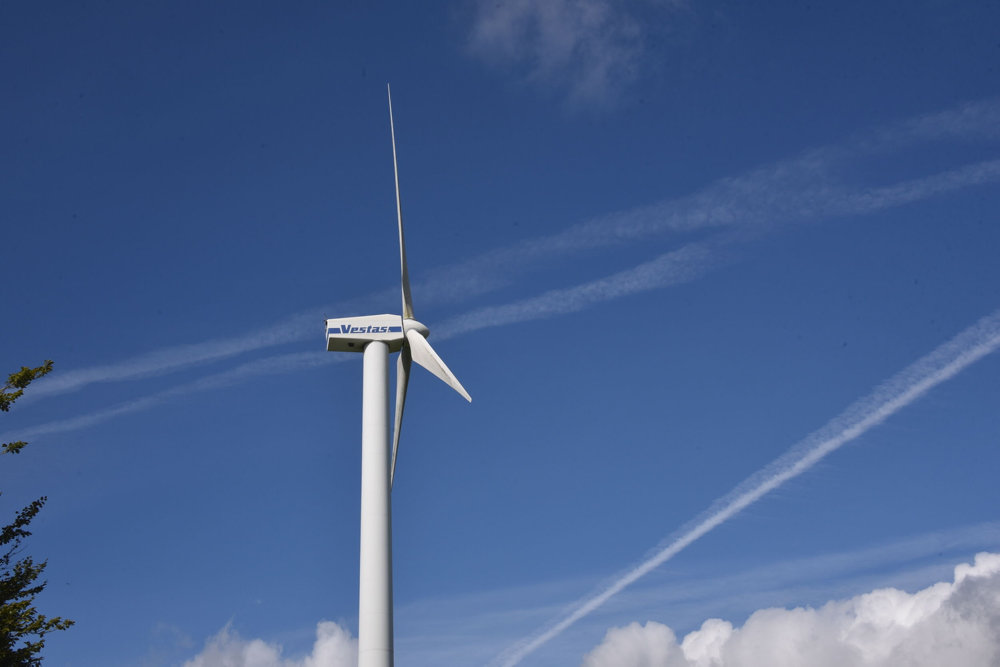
top-left (1, 361), bottom-right (74, 664)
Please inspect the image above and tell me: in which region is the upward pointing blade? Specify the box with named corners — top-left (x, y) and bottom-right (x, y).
top-left (388, 84), bottom-right (414, 321)
top-left (406, 328), bottom-right (472, 402)
top-left (384, 85), bottom-right (470, 492)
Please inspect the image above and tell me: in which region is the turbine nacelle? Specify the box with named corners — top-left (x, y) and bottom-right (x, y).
top-left (326, 314), bottom-right (406, 352)
top-left (325, 316), bottom-right (432, 353)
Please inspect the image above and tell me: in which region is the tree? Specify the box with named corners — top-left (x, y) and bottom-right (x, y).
top-left (1, 361), bottom-right (74, 664)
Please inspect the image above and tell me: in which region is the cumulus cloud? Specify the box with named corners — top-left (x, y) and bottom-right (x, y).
top-left (582, 552), bottom-right (1000, 667)
top-left (467, 0), bottom-right (680, 106)
top-left (183, 621), bottom-right (357, 667)
top-left (491, 309), bottom-right (1000, 667)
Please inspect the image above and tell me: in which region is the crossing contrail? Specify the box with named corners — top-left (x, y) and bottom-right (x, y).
top-left (492, 308), bottom-right (1000, 667)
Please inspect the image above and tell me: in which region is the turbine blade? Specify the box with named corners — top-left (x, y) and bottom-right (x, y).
top-left (405, 329), bottom-right (472, 402)
top-left (388, 83), bottom-right (414, 320)
top-left (390, 344), bottom-right (411, 489)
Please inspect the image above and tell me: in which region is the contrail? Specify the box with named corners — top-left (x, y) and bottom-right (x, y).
top-left (434, 238), bottom-right (723, 339)
top-left (8, 104), bottom-right (1000, 439)
top-left (1, 352), bottom-right (345, 442)
top-left (492, 308), bottom-right (1000, 667)
top-left (21, 98), bottom-right (1000, 405)
top-left (19, 308), bottom-right (329, 401)
top-left (3, 239), bottom-right (721, 441)
top-left (37, 148), bottom-right (997, 410)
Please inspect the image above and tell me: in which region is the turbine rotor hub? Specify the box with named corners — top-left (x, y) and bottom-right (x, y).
top-left (403, 318), bottom-right (429, 337)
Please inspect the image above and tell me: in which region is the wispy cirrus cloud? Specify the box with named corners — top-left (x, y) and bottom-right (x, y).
top-left (466, 0), bottom-right (683, 107)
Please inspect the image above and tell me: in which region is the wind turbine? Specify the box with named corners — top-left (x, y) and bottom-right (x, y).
top-left (325, 85), bottom-right (471, 667)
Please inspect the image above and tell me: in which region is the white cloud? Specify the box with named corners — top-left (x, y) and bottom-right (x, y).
top-left (582, 552), bottom-right (1000, 667)
top-left (183, 621), bottom-right (357, 667)
top-left (491, 309), bottom-right (1000, 666)
top-left (467, 0), bottom-right (677, 106)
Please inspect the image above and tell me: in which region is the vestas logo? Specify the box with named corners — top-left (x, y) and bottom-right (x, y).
top-left (328, 325), bottom-right (403, 335)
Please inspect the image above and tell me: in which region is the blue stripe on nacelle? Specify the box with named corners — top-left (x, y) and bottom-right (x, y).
top-left (327, 325), bottom-right (403, 335)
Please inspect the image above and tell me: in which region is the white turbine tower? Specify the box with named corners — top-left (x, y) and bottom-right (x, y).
top-left (325, 85), bottom-right (471, 667)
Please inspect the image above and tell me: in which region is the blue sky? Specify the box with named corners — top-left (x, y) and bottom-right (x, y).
top-left (2, 2), bottom-right (999, 665)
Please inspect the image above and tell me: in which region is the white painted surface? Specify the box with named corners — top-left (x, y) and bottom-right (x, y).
top-left (359, 341), bottom-right (393, 667)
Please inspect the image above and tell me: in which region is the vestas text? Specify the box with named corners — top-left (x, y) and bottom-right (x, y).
top-left (328, 325), bottom-right (403, 335)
